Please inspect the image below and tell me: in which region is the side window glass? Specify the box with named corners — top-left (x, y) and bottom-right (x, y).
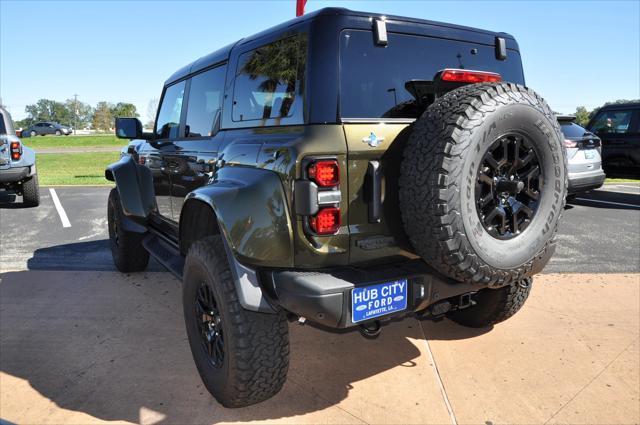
top-left (185, 66), bottom-right (226, 138)
top-left (232, 34), bottom-right (307, 124)
top-left (156, 81), bottom-right (186, 139)
top-left (590, 110), bottom-right (634, 135)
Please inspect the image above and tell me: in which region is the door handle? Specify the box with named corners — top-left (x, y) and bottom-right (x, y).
top-left (365, 161), bottom-right (383, 223)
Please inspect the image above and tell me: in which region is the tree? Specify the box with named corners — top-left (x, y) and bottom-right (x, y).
top-left (64, 98), bottom-right (93, 129)
top-left (146, 98), bottom-right (159, 129)
top-left (25, 99), bottom-right (73, 125)
top-left (574, 106), bottom-right (590, 127)
top-left (111, 102), bottom-right (138, 119)
top-left (92, 102), bottom-right (115, 131)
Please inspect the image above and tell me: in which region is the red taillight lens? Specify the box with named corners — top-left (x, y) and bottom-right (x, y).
top-left (309, 207), bottom-right (341, 235)
top-left (563, 139), bottom-right (578, 148)
top-left (440, 69), bottom-right (502, 83)
top-left (308, 160), bottom-right (339, 187)
top-left (10, 141), bottom-right (21, 160)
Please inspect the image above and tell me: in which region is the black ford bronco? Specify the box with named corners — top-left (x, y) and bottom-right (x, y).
top-left (106, 8), bottom-right (567, 407)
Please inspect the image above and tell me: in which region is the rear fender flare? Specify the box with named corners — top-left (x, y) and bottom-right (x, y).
top-left (184, 166), bottom-right (294, 268)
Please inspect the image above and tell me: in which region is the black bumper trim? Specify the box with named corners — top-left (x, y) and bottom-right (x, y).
top-left (268, 260), bottom-right (481, 328)
top-left (0, 166), bottom-right (30, 183)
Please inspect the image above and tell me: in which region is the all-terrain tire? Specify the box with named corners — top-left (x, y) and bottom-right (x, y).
top-left (447, 278), bottom-right (533, 327)
top-left (183, 236), bottom-right (289, 408)
top-left (399, 83), bottom-right (567, 287)
top-left (22, 174), bottom-right (40, 207)
top-left (107, 188), bottom-right (149, 272)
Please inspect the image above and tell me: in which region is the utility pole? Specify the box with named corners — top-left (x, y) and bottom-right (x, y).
top-left (73, 94), bottom-right (78, 135)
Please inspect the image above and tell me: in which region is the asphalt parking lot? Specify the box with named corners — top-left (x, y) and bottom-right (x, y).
top-left (1, 184), bottom-right (638, 273)
top-left (1, 184), bottom-right (639, 424)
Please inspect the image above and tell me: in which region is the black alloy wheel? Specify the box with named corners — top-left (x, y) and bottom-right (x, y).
top-left (195, 281), bottom-right (224, 368)
top-left (475, 134), bottom-right (542, 239)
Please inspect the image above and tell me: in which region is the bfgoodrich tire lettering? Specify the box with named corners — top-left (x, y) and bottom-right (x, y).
top-left (399, 83), bottom-right (567, 287)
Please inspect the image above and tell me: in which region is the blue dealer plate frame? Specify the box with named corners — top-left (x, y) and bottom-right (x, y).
top-left (351, 278), bottom-right (408, 323)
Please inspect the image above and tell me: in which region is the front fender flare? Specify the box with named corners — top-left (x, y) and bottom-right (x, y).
top-left (105, 156), bottom-right (155, 225)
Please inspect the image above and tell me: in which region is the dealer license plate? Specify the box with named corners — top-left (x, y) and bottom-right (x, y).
top-left (351, 278), bottom-right (408, 323)
top-left (585, 149), bottom-right (596, 159)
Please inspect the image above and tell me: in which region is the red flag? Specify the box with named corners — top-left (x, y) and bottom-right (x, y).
top-left (296, 0), bottom-right (307, 17)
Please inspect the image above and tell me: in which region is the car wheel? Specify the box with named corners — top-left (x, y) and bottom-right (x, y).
top-left (399, 82), bottom-right (567, 287)
top-left (22, 174), bottom-right (40, 207)
top-left (30, 131), bottom-right (37, 137)
top-left (447, 278), bottom-right (533, 327)
top-left (183, 235), bottom-right (289, 407)
top-left (107, 188), bottom-right (150, 272)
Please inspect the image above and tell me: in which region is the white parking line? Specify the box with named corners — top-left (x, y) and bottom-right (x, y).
top-left (49, 188), bottom-right (72, 228)
top-left (575, 197), bottom-right (640, 209)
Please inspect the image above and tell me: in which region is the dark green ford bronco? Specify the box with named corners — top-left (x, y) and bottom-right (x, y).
top-left (106, 8), bottom-right (567, 407)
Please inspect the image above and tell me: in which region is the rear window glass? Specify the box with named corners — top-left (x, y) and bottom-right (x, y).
top-left (233, 34), bottom-right (307, 124)
top-left (0, 116), bottom-right (6, 135)
top-left (339, 30), bottom-right (525, 119)
top-left (185, 65), bottom-right (226, 138)
top-left (589, 109), bottom-right (635, 135)
top-left (560, 122), bottom-right (589, 138)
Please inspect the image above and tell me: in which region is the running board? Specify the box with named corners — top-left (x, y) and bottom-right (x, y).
top-left (142, 233), bottom-right (184, 279)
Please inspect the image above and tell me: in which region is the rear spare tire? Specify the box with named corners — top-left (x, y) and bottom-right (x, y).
top-left (400, 83), bottom-right (567, 287)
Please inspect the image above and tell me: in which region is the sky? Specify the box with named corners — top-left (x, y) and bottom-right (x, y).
top-left (1, 0), bottom-right (639, 121)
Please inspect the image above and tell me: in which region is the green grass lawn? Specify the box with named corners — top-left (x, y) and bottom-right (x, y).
top-left (605, 178), bottom-right (640, 184)
top-left (22, 134), bottom-right (125, 149)
top-left (37, 152), bottom-right (119, 185)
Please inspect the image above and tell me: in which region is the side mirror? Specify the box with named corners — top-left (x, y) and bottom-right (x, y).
top-left (115, 117), bottom-right (151, 140)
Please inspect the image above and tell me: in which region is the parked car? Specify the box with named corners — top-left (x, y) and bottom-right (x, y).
top-left (0, 107), bottom-right (40, 206)
top-left (558, 115), bottom-right (605, 195)
top-left (26, 121), bottom-right (72, 137)
top-left (587, 102), bottom-right (640, 178)
top-left (106, 7), bottom-right (567, 407)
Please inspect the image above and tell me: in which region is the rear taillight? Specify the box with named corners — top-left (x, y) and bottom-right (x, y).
top-left (563, 139), bottom-right (578, 148)
top-left (10, 141), bottom-right (21, 160)
top-left (298, 158), bottom-right (342, 235)
top-left (308, 160), bottom-right (339, 187)
top-left (440, 69), bottom-right (502, 83)
top-left (309, 207), bottom-right (341, 235)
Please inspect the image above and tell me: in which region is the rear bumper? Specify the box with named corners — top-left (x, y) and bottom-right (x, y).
top-left (568, 170), bottom-right (606, 194)
top-left (266, 260), bottom-right (482, 329)
top-left (0, 166), bottom-right (31, 183)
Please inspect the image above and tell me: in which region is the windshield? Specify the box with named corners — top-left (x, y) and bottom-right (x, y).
top-left (339, 30), bottom-right (525, 119)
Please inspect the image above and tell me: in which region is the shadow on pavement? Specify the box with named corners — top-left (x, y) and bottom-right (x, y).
top-left (0, 260), bottom-right (482, 423)
top-left (27, 239), bottom-right (163, 271)
top-left (420, 317), bottom-right (492, 340)
top-left (568, 189), bottom-right (640, 210)
top-left (0, 192), bottom-right (32, 209)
